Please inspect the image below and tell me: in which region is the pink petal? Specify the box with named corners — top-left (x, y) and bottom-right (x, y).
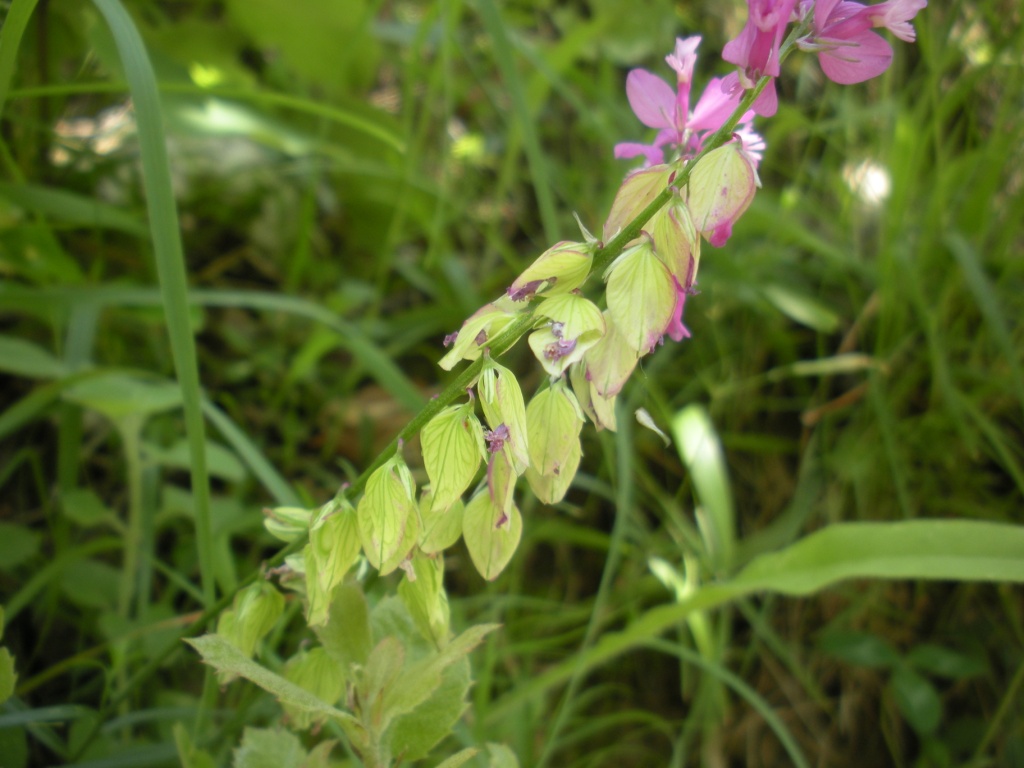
top-left (614, 142), bottom-right (665, 166)
top-left (751, 79), bottom-right (778, 117)
top-left (689, 77), bottom-right (744, 132)
top-left (818, 30), bottom-right (893, 83)
top-left (625, 69), bottom-right (678, 130)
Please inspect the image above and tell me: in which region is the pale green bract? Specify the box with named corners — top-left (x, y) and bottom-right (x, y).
top-left (421, 402), bottom-right (486, 513)
top-left (685, 142), bottom-right (758, 245)
top-left (605, 239), bottom-right (676, 354)
top-left (477, 359), bottom-right (531, 474)
top-left (462, 489), bottom-right (523, 581)
top-left (357, 456), bottom-right (416, 575)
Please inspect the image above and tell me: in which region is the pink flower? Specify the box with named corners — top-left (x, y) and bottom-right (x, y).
top-left (798, 0), bottom-right (927, 84)
top-left (721, 0), bottom-right (799, 117)
top-left (615, 37), bottom-right (764, 167)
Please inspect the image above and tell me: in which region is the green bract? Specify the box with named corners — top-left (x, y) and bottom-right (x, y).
top-left (685, 142), bottom-right (758, 246)
top-left (605, 237), bottom-right (676, 354)
top-left (525, 380), bottom-right (584, 504)
top-left (570, 361), bottom-right (619, 432)
top-left (306, 498), bottom-right (362, 625)
top-left (477, 359), bottom-right (530, 474)
top-left (602, 163), bottom-right (674, 243)
top-left (582, 310), bottom-right (639, 398)
top-left (215, 581), bottom-right (285, 682)
top-left (462, 489), bottom-right (522, 581)
top-left (438, 297), bottom-right (524, 371)
top-left (357, 456), bottom-right (417, 575)
top-left (507, 240), bottom-right (593, 301)
top-left (418, 490), bottom-right (465, 554)
top-left (263, 505), bottom-right (313, 543)
top-left (398, 551), bottom-right (451, 647)
top-left (282, 647), bottom-right (347, 730)
top-left (650, 197), bottom-right (700, 283)
top-left (421, 402), bottom-right (486, 513)
top-left (527, 294), bottom-right (606, 376)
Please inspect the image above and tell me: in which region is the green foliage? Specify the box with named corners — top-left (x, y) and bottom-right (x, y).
top-left (1, 0), bottom-right (1022, 766)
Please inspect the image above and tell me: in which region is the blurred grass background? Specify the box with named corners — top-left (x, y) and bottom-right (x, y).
top-left (0, 0), bottom-right (1022, 766)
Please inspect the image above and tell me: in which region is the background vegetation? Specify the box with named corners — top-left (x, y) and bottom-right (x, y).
top-left (1, 0), bottom-right (1022, 766)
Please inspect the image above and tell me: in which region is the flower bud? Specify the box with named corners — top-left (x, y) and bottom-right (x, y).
top-left (507, 241), bottom-right (593, 301)
top-left (263, 505), bottom-right (313, 543)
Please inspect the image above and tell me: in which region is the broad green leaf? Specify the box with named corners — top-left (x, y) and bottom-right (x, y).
top-left (186, 635), bottom-right (362, 731)
top-left (418, 492), bottom-right (465, 554)
top-left (889, 665), bottom-right (941, 735)
top-left (357, 458), bottom-right (415, 572)
top-left (63, 373), bottom-right (181, 422)
top-left (145, 438), bottom-right (246, 483)
top-left (906, 644), bottom-right (986, 680)
top-left (421, 403), bottom-right (485, 512)
top-left (0, 523), bottom-right (42, 570)
top-left (60, 559), bottom-right (120, 610)
top-left (360, 636), bottom-right (406, 729)
top-left (818, 630), bottom-right (900, 669)
top-left (462, 490), bottom-right (522, 581)
top-left (398, 552), bottom-right (451, 647)
top-left (232, 727), bottom-right (305, 768)
top-left (672, 405), bottom-right (735, 574)
top-left (306, 499), bottom-right (361, 625)
top-left (315, 582), bottom-right (372, 669)
top-left (381, 623), bottom-right (498, 725)
top-left (605, 240), bottom-right (675, 355)
top-left (387, 655), bottom-right (470, 761)
top-left (734, 520), bottom-right (1024, 594)
top-left (283, 648), bottom-right (346, 730)
top-left (686, 142), bottom-right (757, 244)
top-left (477, 361), bottom-right (530, 473)
top-left (59, 489), bottom-right (122, 531)
top-left (0, 336), bottom-right (66, 379)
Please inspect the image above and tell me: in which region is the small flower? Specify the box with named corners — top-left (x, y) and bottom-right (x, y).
top-left (797, 0), bottom-right (927, 85)
top-left (721, 0), bottom-right (800, 117)
top-left (484, 423), bottom-right (511, 453)
top-left (615, 37), bottom-right (763, 167)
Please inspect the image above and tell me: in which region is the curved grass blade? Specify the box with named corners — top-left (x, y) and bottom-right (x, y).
top-left (89, 0), bottom-right (215, 607)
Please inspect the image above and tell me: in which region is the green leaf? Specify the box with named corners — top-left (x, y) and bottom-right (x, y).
top-left (0, 647), bottom-right (16, 704)
top-left (216, 581), bottom-right (284, 663)
top-left (818, 630), bottom-right (900, 669)
top-left (315, 582), bottom-right (373, 669)
top-left (357, 458), bottom-right (415, 573)
top-left (602, 164), bottom-right (673, 242)
top-left (462, 490), bottom-right (522, 581)
top-left (232, 727), bottom-right (306, 768)
top-left (360, 636), bottom-right (406, 731)
top-left (0, 523), bottom-right (42, 570)
top-left (0, 182), bottom-right (148, 236)
top-left (421, 403), bottom-right (485, 513)
top-left (173, 722), bottom-right (217, 768)
top-left (0, 336), bottom-right (67, 379)
top-left (63, 373), bottom-right (181, 422)
top-left (889, 665), bottom-right (942, 735)
top-left (605, 239), bottom-right (675, 355)
top-left (186, 635), bottom-right (362, 732)
top-left (385, 624), bottom-right (500, 761)
top-left (906, 644), bottom-right (986, 680)
top-left (734, 520), bottom-right (1024, 594)
top-left (283, 648), bottom-right (347, 730)
top-left (59, 488), bottom-right (122, 531)
top-left (672, 405), bottom-right (736, 574)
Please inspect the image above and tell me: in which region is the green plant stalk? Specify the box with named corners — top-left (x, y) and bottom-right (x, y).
top-left (0, 0), bottom-right (41, 116)
top-left (117, 417), bottom-right (144, 619)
